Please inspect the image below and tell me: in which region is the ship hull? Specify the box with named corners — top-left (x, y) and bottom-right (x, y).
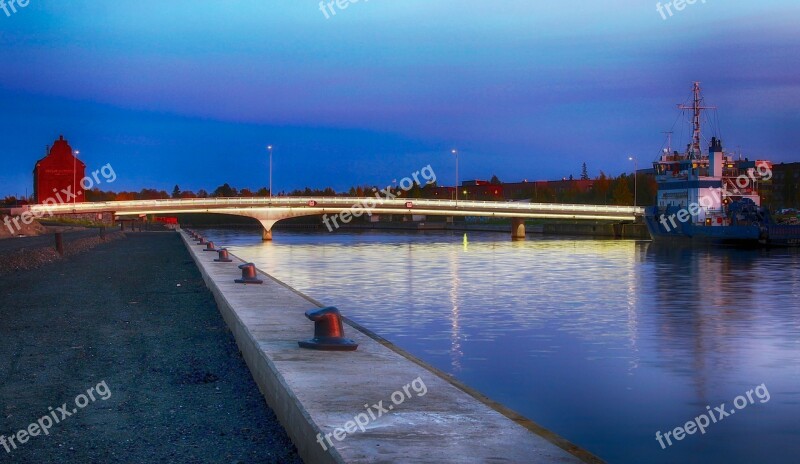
top-left (644, 207), bottom-right (800, 247)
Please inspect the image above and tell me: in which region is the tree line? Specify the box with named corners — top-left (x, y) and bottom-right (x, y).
top-left (1, 169), bottom-right (658, 207)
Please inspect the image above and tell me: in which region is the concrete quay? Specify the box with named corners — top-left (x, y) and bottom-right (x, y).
top-left (181, 229), bottom-right (603, 463)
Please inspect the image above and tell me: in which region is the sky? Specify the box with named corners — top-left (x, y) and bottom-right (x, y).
top-left (1, 0), bottom-right (799, 196)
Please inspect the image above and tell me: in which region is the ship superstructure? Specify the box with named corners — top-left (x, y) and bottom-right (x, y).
top-left (645, 82), bottom-right (800, 246)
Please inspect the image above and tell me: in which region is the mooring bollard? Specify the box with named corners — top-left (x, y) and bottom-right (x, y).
top-left (196, 237), bottom-right (206, 245)
top-left (54, 232), bottom-right (64, 256)
top-left (298, 307), bottom-right (358, 351)
top-left (235, 263), bottom-right (263, 284)
top-left (214, 248), bottom-right (233, 262)
top-left (203, 241), bottom-right (216, 252)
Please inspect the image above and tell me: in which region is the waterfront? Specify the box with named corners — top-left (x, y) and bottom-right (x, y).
top-left (198, 228), bottom-right (800, 464)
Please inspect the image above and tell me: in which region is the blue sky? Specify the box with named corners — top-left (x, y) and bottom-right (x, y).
top-left (1, 0), bottom-right (799, 195)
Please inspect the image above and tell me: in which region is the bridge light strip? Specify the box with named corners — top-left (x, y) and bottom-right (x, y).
top-left (29, 197), bottom-right (644, 217)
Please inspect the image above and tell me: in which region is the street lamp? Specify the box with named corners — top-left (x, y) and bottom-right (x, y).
top-left (629, 156), bottom-right (638, 206)
top-left (73, 150), bottom-right (80, 205)
top-left (267, 145), bottom-right (273, 198)
top-left (451, 149), bottom-right (459, 206)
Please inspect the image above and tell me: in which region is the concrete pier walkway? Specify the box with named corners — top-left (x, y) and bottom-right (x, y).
top-left (181, 230), bottom-right (602, 463)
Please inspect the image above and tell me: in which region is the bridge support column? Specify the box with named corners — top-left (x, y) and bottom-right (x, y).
top-left (258, 220), bottom-right (277, 241)
top-left (511, 217), bottom-right (526, 241)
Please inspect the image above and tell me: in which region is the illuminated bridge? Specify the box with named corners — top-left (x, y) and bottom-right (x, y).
top-left (28, 197), bottom-right (644, 240)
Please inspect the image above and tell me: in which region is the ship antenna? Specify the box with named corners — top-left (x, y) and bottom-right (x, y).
top-left (678, 82), bottom-right (716, 159)
top-left (662, 131), bottom-right (673, 153)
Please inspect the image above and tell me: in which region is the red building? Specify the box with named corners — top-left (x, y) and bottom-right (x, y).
top-left (33, 135), bottom-right (85, 204)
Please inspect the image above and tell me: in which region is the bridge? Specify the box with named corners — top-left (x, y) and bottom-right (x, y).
top-left (28, 197), bottom-right (644, 240)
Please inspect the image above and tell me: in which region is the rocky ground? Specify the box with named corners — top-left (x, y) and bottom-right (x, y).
top-left (0, 230), bottom-right (126, 277)
top-left (0, 232), bottom-right (303, 463)
top-left (0, 216), bottom-right (47, 239)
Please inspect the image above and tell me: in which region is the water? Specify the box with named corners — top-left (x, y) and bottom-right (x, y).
top-left (196, 228), bottom-right (800, 464)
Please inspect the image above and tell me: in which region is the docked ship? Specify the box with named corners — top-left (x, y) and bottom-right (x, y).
top-left (644, 82), bottom-right (800, 246)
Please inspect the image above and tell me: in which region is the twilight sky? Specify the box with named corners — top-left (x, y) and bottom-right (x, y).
top-left (1, 0), bottom-right (799, 196)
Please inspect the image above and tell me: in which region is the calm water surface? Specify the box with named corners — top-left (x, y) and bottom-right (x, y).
top-left (197, 228), bottom-right (800, 464)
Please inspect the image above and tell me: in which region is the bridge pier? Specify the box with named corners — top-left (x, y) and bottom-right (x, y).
top-left (511, 217), bottom-right (526, 241)
top-left (257, 219), bottom-right (277, 241)
top-left (262, 228), bottom-right (273, 241)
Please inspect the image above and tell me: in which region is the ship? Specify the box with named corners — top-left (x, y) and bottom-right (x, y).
top-left (644, 82), bottom-right (800, 247)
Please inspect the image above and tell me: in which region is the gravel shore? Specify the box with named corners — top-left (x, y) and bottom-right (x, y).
top-left (0, 230), bottom-right (126, 277)
top-left (0, 232), bottom-right (303, 463)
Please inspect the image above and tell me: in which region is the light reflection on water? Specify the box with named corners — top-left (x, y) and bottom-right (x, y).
top-left (197, 228), bottom-right (800, 464)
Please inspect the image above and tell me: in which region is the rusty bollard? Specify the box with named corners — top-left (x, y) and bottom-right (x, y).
top-left (214, 248), bottom-right (233, 263)
top-left (298, 307), bottom-right (358, 351)
top-left (235, 263), bottom-right (263, 284)
top-left (54, 233), bottom-right (64, 256)
top-left (196, 237), bottom-right (206, 245)
top-left (203, 241), bottom-right (216, 252)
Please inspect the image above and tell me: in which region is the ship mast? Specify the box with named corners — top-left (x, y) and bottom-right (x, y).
top-left (678, 82), bottom-right (716, 159)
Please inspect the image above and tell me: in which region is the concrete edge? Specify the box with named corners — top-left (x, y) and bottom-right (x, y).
top-left (215, 237), bottom-right (606, 464)
top-left (179, 232), bottom-right (346, 464)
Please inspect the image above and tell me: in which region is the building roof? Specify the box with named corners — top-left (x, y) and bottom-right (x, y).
top-left (34, 135), bottom-right (85, 171)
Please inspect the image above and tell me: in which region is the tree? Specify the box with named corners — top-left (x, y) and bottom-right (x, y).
top-left (172, 185), bottom-right (181, 198)
top-left (581, 163), bottom-right (589, 180)
top-left (593, 171), bottom-right (612, 204)
top-left (490, 174), bottom-right (501, 184)
top-left (212, 183), bottom-right (236, 197)
top-left (611, 176), bottom-right (634, 205)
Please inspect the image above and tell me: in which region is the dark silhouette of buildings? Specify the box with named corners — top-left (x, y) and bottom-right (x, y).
top-left (770, 162), bottom-right (800, 210)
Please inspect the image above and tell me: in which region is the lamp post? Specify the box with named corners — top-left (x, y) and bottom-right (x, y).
top-left (73, 150), bottom-right (80, 205)
top-left (451, 149), bottom-right (459, 207)
top-left (267, 145), bottom-right (273, 199)
top-left (629, 156), bottom-right (638, 206)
